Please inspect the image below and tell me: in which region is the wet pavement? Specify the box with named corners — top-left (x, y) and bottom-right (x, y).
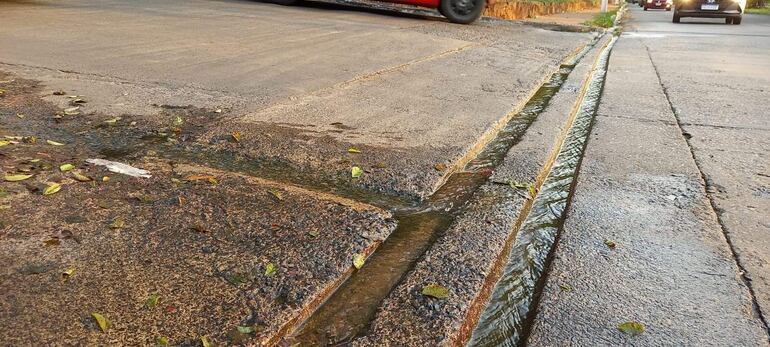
top-left (0, 0), bottom-right (597, 345)
top-left (528, 6), bottom-right (770, 345)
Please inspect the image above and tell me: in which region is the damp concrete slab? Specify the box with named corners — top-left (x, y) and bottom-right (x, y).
top-left (527, 35), bottom-right (768, 346)
top-left (354, 35), bottom-right (609, 346)
top-left (0, 75), bottom-right (396, 345)
top-left (0, 160), bottom-right (395, 346)
top-left (636, 8), bottom-right (770, 323)
top-left (0, 0), bottom-right (594, 200)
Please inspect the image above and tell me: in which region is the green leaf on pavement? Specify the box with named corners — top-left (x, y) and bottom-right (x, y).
top-left (46, 140), bottom-right (65, 146)
top-left (508, 180), bottom-right (528, 189)
top-left (91, 312), bottom-right (109, 332)
top-left (264, 263), bottom-right (277, 276)
top-left (421, 284), bottom-right (449, 299)
top-left (4, 174), bottom-right (32, 182)
top-left (307, 229), bottom-right (320, 237)
top-left (62, 267), bottom-right (75, 280)
top-left (156, 336), bottom-right (169, 346)
top-left (528, 184), bottom-right (537, 198)
top-left (559, 283), bottom-right (572, 291)
top-left (352, 253), bottom-right (365, 269)
top-left (43, 183), bottom-right (62, 195)
top-left (71, 171), bottom-right (92, 182)
top-left (347, 147), bottom-right (361, 154)
top-left (268, 189), bottom-right (283, 201)
top-left (351, 166), bottom-right (363, 178)
top-left (236, 326), bottom-right (255, 334)
top-left (145, 293), bottom-right (161, 308)
top-left (604, 239), bottom-right (617, 249)
top-left (618, 321), bottom-right (645, 336)
top-left (109, 217), bottom-right (125, 229)
top-left (59, 163), bottom-right (75, 172)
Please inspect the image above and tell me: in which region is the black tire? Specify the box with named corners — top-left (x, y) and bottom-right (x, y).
top-left (666, 7), bottom-right (671, 11)
top-left (733, 16), bottom-right (742, 24)
top-left (271, 0), bottom-right (298, 5)
top-left (725, 17), bottom-right (732, 24)
top-left (644, 6), bottom-right (648, 10)
top-left (673, 13), bottom-right (680, 22)
top-left (439, 0), bottom-right (486, 24)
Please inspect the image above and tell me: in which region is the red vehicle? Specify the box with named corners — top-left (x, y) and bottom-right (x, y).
top-left (275, 0), bottom-right (487, 24)
top-left (644, 0), bottom-right (672, 10)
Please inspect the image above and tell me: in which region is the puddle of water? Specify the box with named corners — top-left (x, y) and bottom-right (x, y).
top-left (290, 64), bottom-right (577, 345)
top-left (467, 36), bottom-right (617, 347)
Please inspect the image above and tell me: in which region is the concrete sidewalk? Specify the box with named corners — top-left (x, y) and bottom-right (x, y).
top-left (527, 37), bottom-right (768, 345)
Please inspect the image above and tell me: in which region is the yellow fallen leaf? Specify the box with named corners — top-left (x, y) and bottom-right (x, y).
top-left (156, 336), bottom-right (169, 346)
top-left (110, 217), bottom-right (125, 229)
top-left (91, 312), bottom-right (109, 332)
top-left (348, 147), bottom-right (361, 154)
top-left (264, 263), bottom-right (277, 276)
top-left (421, 284), bottom-right (449, 299)
top-left (46, 140), bottom-right (65, 146)
top-left (201, 335), bottom-right (212, 347)
top-left (231, 131), bottom-right (241, 142)
top-left (62, 267), bottom-right (75, 279)
top-left (353, 253), bottom-right (365, 269)
top-left (351, 166), bottom-right (363, 178)
top-left (59, 163), bottom-right (75, 172)
top-left (0, 140), bottom-right (10, 147)
top-left (618, 321), bottom-right (645, 336)
top-left (4, 174), bottom-right (33, 182)
top-left (71, 171), bottom-right (92, 182)
top-left (102, 176), bottom-right (110, 182)
top-left (43, 183), bottom-right (61, 195)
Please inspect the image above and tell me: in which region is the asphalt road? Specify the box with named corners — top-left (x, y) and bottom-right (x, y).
top-left (529, 5), bottom-right (770, 345)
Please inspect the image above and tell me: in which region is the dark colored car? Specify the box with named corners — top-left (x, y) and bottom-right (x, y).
top-left (273, 0), bottom-right (487, 24)
top-left (672, 0), bottom-right (744, 24)
top-left (644, 0), bottom-right (672, 10)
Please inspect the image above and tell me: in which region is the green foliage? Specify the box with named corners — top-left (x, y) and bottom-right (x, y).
top-left (584, 9), bottom-right (618, 28)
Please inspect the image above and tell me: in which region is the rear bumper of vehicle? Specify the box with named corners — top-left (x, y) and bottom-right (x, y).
top-left (675, 1), bottom-right (742, 17)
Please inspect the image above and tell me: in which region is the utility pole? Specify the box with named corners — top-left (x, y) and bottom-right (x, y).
top-left (601, 0), bottom-right (608, 12)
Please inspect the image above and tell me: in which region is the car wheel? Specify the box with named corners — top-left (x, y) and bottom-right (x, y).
top-left (673, 13), bottom-right (680, 22)
top-left (733, 16), bottom-right (742, 24)
top-left (725, 17), bottom-right (732, 24)
top-left (666, 7), bottom-right (671, 10)
top-left (439, 0), bottom-right (486, 24)
top-left (644, 6), bottom-right (648, 10)
top-left (271, 0), bottom-right (298, 5)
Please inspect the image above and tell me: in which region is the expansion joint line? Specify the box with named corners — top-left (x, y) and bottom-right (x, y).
top-left (644, 43), bottom-right (770, 339)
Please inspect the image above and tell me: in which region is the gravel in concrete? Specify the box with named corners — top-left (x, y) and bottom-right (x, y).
top-left (527, 33), bottom-right (768, 346)
top-left (0, 76), bottom-right (395, 346)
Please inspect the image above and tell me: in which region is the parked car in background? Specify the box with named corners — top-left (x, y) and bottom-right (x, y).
top-left (672, 0), bottom-right (744, 24)
top-left (273, 0), bottom-right (487, 24)
top-left (644, 0), bottom-right (672, 10)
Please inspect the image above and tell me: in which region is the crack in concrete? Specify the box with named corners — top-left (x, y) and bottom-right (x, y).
top-left (645, 43), bottom-right (770, 338)
top-left (680, 121), bottom-right (770, 132)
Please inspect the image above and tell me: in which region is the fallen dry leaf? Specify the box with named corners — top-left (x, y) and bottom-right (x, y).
top-left (46, 140), bottom-right (65, 146)
top-left (353, 253), bottom-right (366, 269)
top-left (43, 182), bottom-right (62, 195)
top-left (421, 284), bottom-right (449, 299)
top-left (4, 174), bottom-right (33, 182)
top-left (351, 166), bottom-right (363, 178)
top-left (91, 312), bottom-right (109, 332)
